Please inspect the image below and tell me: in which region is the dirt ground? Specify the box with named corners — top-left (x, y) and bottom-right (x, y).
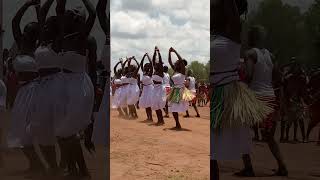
top-left (111, 105), bottom-right (320, 180)
top-left (0, 112), bottom-right (108, 180)
top-left (1, 104), bottom-right (319, 180)
top-left (110, 106), bottom-right (210, 180)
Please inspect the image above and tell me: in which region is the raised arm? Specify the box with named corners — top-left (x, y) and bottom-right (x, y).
top-left (140, 53), bottom-right (148, 72)
top-left (56, 0), bottom-right (66, 52)
top-left (12, 0), bottom-right (39, 48)
top-left (81, 0), bottom-right (97, 37)
top-left (132, 56), bottom-right (140, 75)
top-left (146, 53), bottom-right (153, 75)
top-left (168, 48), bottom-right (175, 70)
top-left (114, 61), bottom-right (122, 75)
top-left (39, 0), bottom-right (55, 26)
top-left (96, 0), bottom-right (109, 38)
top-left (157, 47), bottom-right (163, 64)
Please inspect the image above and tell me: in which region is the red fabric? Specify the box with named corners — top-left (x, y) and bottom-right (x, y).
top-left (165, 86), bottom-right (171, 95)
top-left (256, 96), bottom-right (278, 129)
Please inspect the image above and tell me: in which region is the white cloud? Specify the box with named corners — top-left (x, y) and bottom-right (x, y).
top-left (111, 0), bottom-right (209, 70)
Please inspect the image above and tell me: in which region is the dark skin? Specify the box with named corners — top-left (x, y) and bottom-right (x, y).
top-left (124, 57), bottom-right (140, 119)
top-left (12, 0), bottom-right (40, 56)
top-left (96, 0), bottom-right (110, 45)
top-left (56, 0), bottom-right (96, 55)
top-left (140, 53), bottom-right (153, 121)
top-left (211, 1), bottom-right (246, 179)
top-left (184, 72), bottom-right (200, 118)
top-left (238, 32), bottom-right (288, 177)
top-left (212, 0), bottom-right (241, 43)
top-left (55, 0), bottom-right (96, 177)
top-left (113, 61), bottom-right (126, 117)
top-left (168, 47), bottom-right (187, 129)
top-left (152, 47), bottom-right (165, 125)
top-left (12, 0), bottom-right (45, 174)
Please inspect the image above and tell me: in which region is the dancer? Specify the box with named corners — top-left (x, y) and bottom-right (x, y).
top-left (163, 65), bottom-right (171, 117)
top-left (282, 62), bottom-right (307, 142)
top-left (125, 57), bottom-right (140, 119)
top-left (237, 25), bottom-right (288, 176)
top-left (167, 47), bottom-right (193, 129)
top-left (55, 0), bottom-right (95, 176)
top-left (120, 61), bottom-right (130, 118)
top-left (211, 0), bottom-right (270, 179)
top-left (139, 53), bottom-right (154, 122)
top-left (28, 0), bottom-right (63, 175)
top-left (6, 0), bottom-right (45, 175)
top-left (112, 62), bottom-right (125, 117)
top-left (185, 69), bottom-right (200, 118)
top-left (152, 47), bottom-right (166, 125)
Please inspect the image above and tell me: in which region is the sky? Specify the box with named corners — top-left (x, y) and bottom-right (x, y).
top-left (110, 0), bottom-right (210, 69)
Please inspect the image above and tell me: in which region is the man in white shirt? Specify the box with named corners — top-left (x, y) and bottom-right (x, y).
top-left (185, 70), bottom-right (200, 118)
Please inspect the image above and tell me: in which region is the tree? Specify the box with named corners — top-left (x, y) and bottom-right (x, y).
top-left (187, 61), bottom-right (209, 82)
top-left (304, 0), bottom-right (320, 66)
top-left (245, 0), bottom-right (306, 65)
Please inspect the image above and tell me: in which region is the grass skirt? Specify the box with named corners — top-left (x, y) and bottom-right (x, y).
top-left (211, 81), bottom-right (272, 129)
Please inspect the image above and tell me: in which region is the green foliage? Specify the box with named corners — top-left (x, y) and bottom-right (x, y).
top-left (168, 61), bottom-right (209, 83)
top-left (244, 0), bottom-right (320, 67)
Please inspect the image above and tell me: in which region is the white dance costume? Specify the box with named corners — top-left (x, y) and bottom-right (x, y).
top-left (126, 77), bottom-right (140, 105)
top-left (7, 55), bottom-right (38, 148)
top-left (119, 76), bottom-right (129, 107)
top-left (30, 45), bottom-right (64, 145)
top-left (55, 51), bottom-right (94, 138)
top-left (168, 73), bottom-right (189, 112)
top-left (151, 75), bottom-right (166, 110)
top-left (111, 79), bottom-right (122, 109)
top-left (139, 75), bottom-right (154, 108)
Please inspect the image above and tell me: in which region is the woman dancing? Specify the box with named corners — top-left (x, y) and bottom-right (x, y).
top-left (112, 61), bottom-right (126, 116)
top-left (6, 0), bottom-right (44, 175)
top-left (152, 47), bottom-right (166, 125)
top-left (167, 47), bottom-right (193, 129)
top-left (125, 57), bottom-right (140, 119)
top-left (29, 0), bottom-right (62, 174)
top-left (211, 0), bottom-right (271, 179)
top-left (139, 53), bottom-right (154, 122)
top-left (55, 0), bottom-right (96, 177)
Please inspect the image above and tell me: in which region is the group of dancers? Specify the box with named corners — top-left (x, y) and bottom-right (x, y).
top-left (0, 0), bottom-right (110, 178)
top-left (111, 46), bottom-right (201, 129)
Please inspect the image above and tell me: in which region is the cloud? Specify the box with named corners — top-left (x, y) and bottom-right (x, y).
top-left (111, 0), bottom-right (209, 69)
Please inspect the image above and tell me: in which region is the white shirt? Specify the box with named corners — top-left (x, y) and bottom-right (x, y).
top-left (249, 48), bottom-right (275, 97)
top-left (187, 76), bottom-right (196, 92)
top-left (163, 73), bottom-right (170, 86)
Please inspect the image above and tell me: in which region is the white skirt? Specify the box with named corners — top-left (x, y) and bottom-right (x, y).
top-left (29, 73), bottom-right (64, 145)
top-left (210, 127), bottom-right (252, 160)
top-left (126, 84), bottom-right (140, 105)
top-left (92, 81), bottom-right (109, 146)
top-left (111, 87), bottom-right (122, 109)
top-left (119, 85), bottom-right (128, 107)
top-left (7, 82), bottom-right (36, 148)
top-left (151, 85), bottom-right (166, 110)
top-left (55, 72), bottom-right (94, 137)
top-left (139, 84), bottom-right (154, 108)
top-left (168, 100), bottom-right (188, 113)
